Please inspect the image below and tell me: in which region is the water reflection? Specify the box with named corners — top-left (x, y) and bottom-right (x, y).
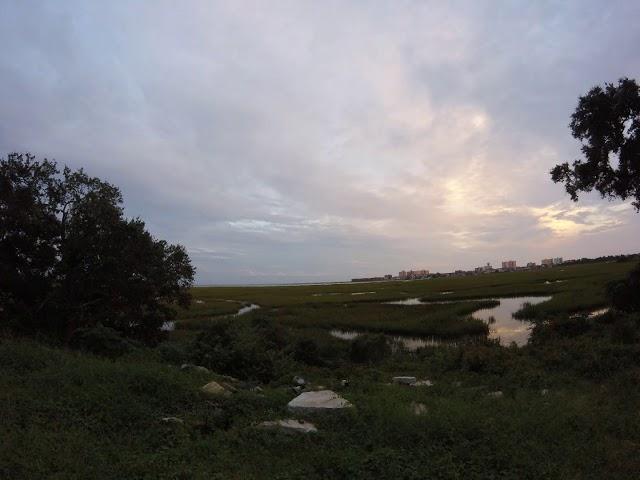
top-left (329, 329), bottom-right (451, 351)
top-left (472, 296), bottom-right (551, 346)
top-left (334, 295), bottom-right (552, 348)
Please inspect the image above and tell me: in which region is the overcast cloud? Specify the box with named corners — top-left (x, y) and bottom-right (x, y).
top-left (1, 0), bottom-right (639, 283)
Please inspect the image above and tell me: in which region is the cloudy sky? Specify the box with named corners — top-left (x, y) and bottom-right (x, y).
top-left (1, 1), bottom-right (639, 284)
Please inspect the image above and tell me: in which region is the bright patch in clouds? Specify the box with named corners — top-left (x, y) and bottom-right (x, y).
top-left (0, 1), bottom-right (639, 282)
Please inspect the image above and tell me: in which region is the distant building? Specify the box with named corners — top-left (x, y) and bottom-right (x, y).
top-left (553, 257), bottom-right (563, 265)
top-left (541, 258), bottom-right (553, 267)
top-left (476, 263), bottom-right (494, 274)
top-left (501, 260), bottom-right (517, 270)
top-left (526, 262), bottom-right (536, 268)
top-left (399, 269), bottom-right (429, 280)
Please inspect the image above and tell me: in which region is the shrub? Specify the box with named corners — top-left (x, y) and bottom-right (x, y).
top-left (349, 334), bottom-right (390, 364)
top-left (189, 318), bottom-right (291, 382)
top-left (460, 343), bottom-right (507, 374)
top-left (291, 337), bottom-right (324, 366)
top-left (69, 324), bottom-right (137, 358)
top-left (606, 263), bottom-right (640, 313)
top-left (156, 341), bottom-right (189, 364)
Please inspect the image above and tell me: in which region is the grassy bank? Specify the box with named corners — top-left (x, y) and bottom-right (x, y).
top-left (2, 331), bottom-right (640, 479)
top-left (2, 259), bottom-right (640, 478)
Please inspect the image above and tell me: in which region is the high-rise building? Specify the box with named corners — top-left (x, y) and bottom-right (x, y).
top-left (501, 260), bottom-right (516, 270)
top-left (541, 258), bottom-right (553, 267)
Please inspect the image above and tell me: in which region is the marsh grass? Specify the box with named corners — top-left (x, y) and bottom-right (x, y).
top-left (3, 260), bottom-right (640, 478)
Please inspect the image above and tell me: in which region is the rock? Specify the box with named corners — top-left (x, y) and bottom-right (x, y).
top-left (541, 389), bottom-right (549, 396)
top-left (181, 363), bottom-right (210, 373)
top-left (292, 385), bottom-right (304, 394)
top-left (259, 419), bottom-right (318, 434)
top-left (392, 376), bottom-right (417, 386)
top-left (287, 390), bottom-right (352, 413)
top-left (250, 386), bottom-right (264, 393)
top-left (340, 379), bottom-right (350, 387)
top-left (487, 391), bottom-right (503, 398)
top-left (195, 300), bottom-right (205, 304)
top-left (412, 380), bottom-right (433, 387)
top-left (292, 375), bottom-right (306, 386)
top-left (160, 416), bottom-right (184, 424)
top-left (201, 381), bottom-right (231, 396)
top-left (411, 402), bottom-right (428, 416)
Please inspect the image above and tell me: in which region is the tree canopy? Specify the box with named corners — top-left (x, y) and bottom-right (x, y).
top-left (551, 77), bottom-right (640, 210)
top-left (0, 153), bottom-right (194, 343)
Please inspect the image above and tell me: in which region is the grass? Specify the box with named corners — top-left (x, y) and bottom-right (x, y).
top-left (2, 334), bottom-right (640, 479)
top-left (2, 259), bottom-right (640, 478)
top-left (186, 260), bottom-right (634, 309)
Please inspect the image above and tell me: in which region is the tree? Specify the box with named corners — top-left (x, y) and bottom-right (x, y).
top-left (551, 77), bottom-right (640, 210)
top-left (0, 153), bottom-right (194, 342)
top-left (551, 79), bottom-right (640, 313)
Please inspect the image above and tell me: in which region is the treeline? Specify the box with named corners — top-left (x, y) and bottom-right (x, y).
top-left (0, 153), bottom-right (194, 344)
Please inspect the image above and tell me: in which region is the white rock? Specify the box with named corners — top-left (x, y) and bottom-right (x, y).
top-left (287, 390), bottom-right (352, 412)
top-left (412, 380), bottom-right (433, 387)
top-left (411, 402), bottom-right (428, 416)
top-left (201, 381), bottom-right (231, 396)
top-left (392, 376), bottom-right (417, 385)
top-left (182, 364), bottom-right (210, 373)
top-left (259, 419), bottom-right (318, 434)
top-left (487, 391), bottom-right (503, 398)
top-left (160, 416), bottom-right (184, 424)
top-left (292, 375), bottom-right (306, 386)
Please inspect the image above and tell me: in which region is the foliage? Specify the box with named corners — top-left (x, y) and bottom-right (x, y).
top-left (189, 317), bottom-right (292, 382)
top-left (551, 77), bottom-right (640, 210)
top-left (69, 323), bottom-right (139, 357)
top-left (606, 263), bottom-right (640, 313)
top-left (349, 334), bottom-right (391, 364)
top-left (0, 153), bottom-right (194, 343)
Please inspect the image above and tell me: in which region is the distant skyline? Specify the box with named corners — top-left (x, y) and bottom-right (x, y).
top-left (1, 1), bottom-right (639, 284)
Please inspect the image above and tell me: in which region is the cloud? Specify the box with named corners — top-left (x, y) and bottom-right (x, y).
top-left (1, 0), bottom-right (639, 282)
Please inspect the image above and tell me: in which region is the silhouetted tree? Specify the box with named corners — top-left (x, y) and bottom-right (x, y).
top-left (551, 79), bottom-right (640, 313)
top-left (0, 153), bottom-right (194, 342)
top-left (551, 77), bottom-right (640, 210)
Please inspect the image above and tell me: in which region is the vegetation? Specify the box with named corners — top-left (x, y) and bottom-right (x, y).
top-left (0, 153), bottom-right (194, 343)
top-left (2, 76), bottom-right (640, 477)
top-left (551, 77), bottom-right (640, 210)
top-left (1, 258), bottom-right (639, 478)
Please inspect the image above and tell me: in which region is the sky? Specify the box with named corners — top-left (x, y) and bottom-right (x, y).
top-left (1, 1), bottom-right (639, 284)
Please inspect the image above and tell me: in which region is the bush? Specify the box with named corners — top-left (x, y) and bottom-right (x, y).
top-left (460, 343), bottom-right (507, 374)
top-left (606, 263), bottom-right (640, 313)
top-left (349, 334), bottom-right (390, 364)
top-left (291, 337), bottom-right (324, 366)
top-left (156, 341), bottom-right (189, 364)
top-left (69, 324), bottom-right (137, 358)
top-left (189, 318), bottom-right (292, 382)
top-left (611, 314), bottom-right (640, 344)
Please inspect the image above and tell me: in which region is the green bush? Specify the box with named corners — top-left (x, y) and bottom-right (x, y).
top-left (69, 324), bottom-right (137, 358)
top-left (291, 337), bottom-right (324, 366)
top-left (156, 341), bottom-right (189, 364)
top-left (189, 318), bottom-right (292, 382)
top-left (349, 334), bottom-right (391, 364)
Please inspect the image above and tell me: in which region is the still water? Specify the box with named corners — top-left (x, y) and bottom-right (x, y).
top-left (472, 296), bottom-right (551, 346)
top-left (331, 296), bottom-right (552, 349)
